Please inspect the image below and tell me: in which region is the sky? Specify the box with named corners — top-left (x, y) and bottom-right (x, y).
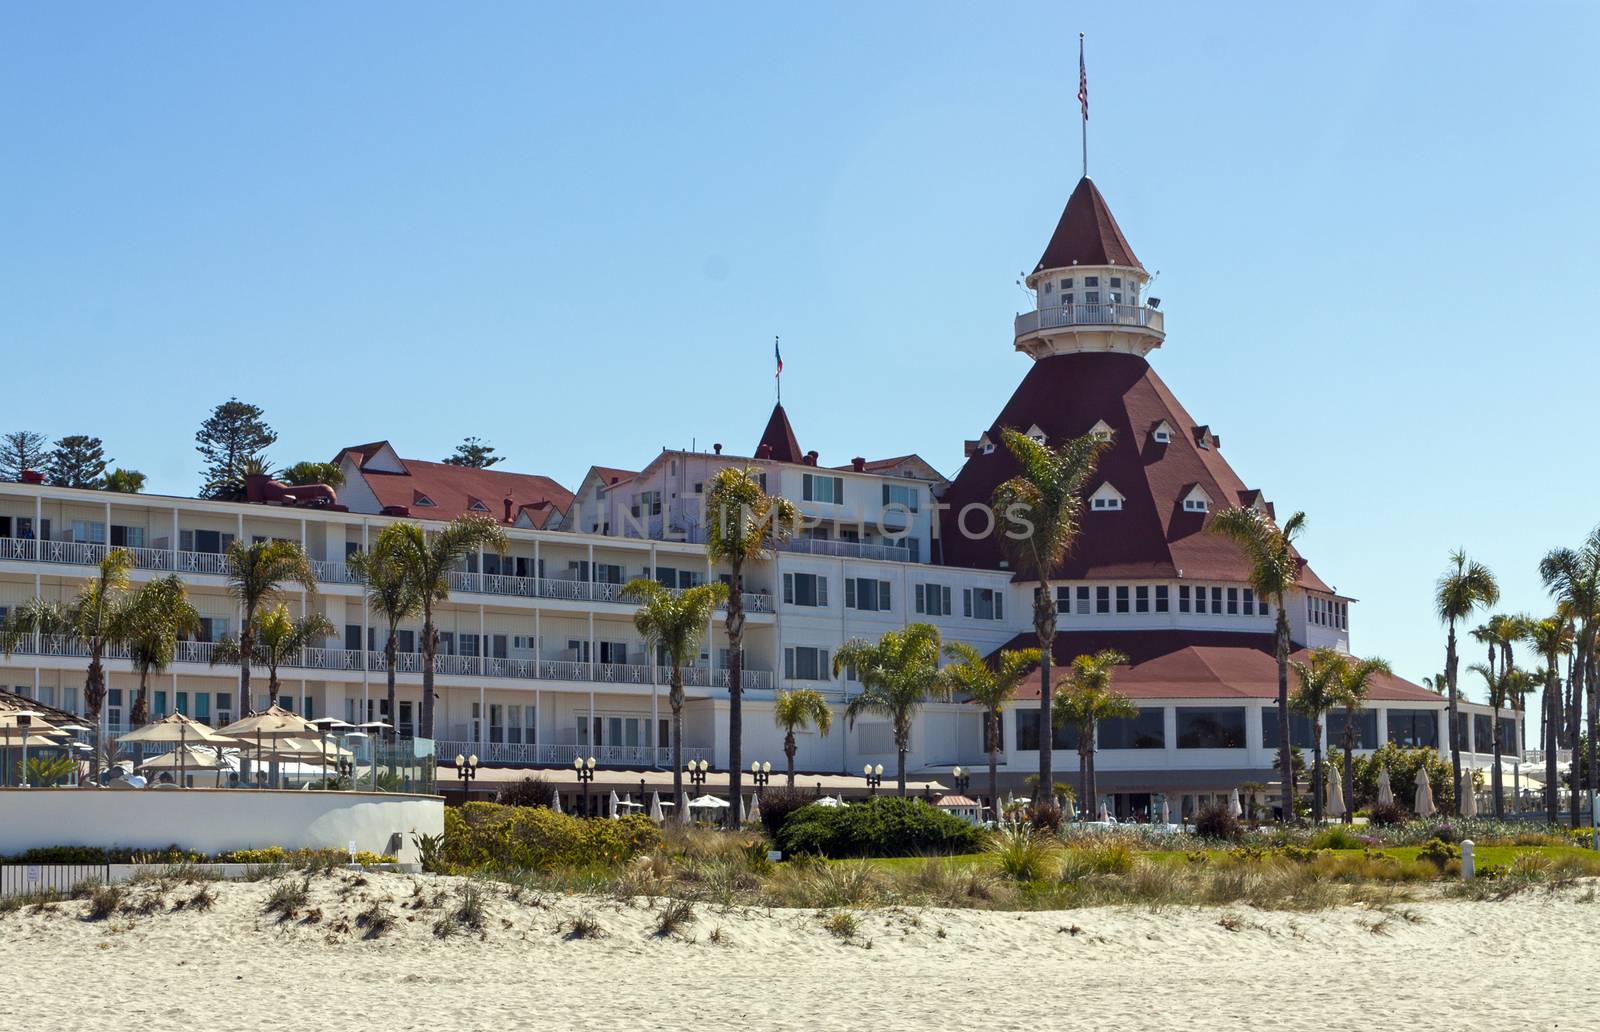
top-left (2, 4), bottom-right (1597, 697)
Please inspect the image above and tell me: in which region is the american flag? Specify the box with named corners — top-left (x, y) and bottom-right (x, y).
top-left (1078, 39), bottom-right (1088, 120)
top-left (774, 336), bottom-right (783, 377)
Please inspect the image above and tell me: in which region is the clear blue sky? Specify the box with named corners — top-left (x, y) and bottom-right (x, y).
top-left (3, 4), bottom-right (1597, 696)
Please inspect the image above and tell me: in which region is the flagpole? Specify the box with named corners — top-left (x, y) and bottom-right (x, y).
top-left (1079, 33), bottom-right (1087, 179)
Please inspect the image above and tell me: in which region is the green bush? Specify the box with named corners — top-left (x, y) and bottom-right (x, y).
top-left (1348, 744), bottom-right (1454, 815)
top-left (217, 847), bottom-right (393, 868)
top-left (443, 802), bottom-right (660, 870)
top-left (1307, 826), bottom-right (1366, 851)
top-left (1193, 803), bottom-right (1243, 842)
top-left (776, 796), bottom-right (983, 859)
top-left (1418, 837), bottom-right (1461, 871)
top-left (756, 787), bottom-right (816, 843)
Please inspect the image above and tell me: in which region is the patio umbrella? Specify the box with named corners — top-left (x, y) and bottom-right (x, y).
top-left (217, 706), bottom-right (317, 788)
top-left (1228, 788), bottom-right (1243, 818)
top-left (609, 790), bottom-right (620, 819)
top-left (1064, 795), bottom-right (1078, 821)
top-left (1098, 802), bottom-right (1110, 822)
top-left (749, 793), bottom-right (762, 826)
top-left (649, 791), bottom-right (663, 823)
top-left (738, 794), bottom-right (748, 824)
top-left (814, 796), bottom-right (843, 807)
top-left (688, 794), bottom-right (729, 809)
top-left (1413, 767), bottom-right (1435, 819)
top-left (1376, 766), bottom-right (1394, 807)
top-left (1462, 775), bottom-right (1479, 817)
top-left (1326, 763), bottom-right (1346, 819)
top-left (118, 713), bottom-right (237, 789)
top-left (550, 786), bottom-right (562, 814)
top-left (138, 745), bottom-right (230, 786)
top-left (1160, 797), bottom-right (1171, 826)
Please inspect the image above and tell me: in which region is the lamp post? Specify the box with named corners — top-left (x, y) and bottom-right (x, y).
top-left (16, 712), bottom-right (34, 787)
top-left (951, 766), bottom-right (970, 794)
top-left (688, 759), bottom-right (710, 788)
top-left (575, 756), bottom-right (596, 816)
top-left (864, 762), bottom-right (883, 796)
top-left (750, 760), bottom-right (771, 788)
top-left (454, 752), bottom-right (479, 801)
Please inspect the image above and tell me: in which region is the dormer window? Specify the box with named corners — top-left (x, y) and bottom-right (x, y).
top-left (1088, 420), bottom-right (1114, 442)
top-left (468, 500), bottom-right (489, 513)
top-left (982, 440), bottom-right (995, 455)
top-left (1182, 485), bottom-right (1212, 513)
top-left (1151, 421), bottom-right (1173, 445)
top-left (1089, 482), bottom-right (1125, 512)
top-left (414, 495), bottom-right (436, 508)
top-left (1025, 424), bottom-right (1047, 445)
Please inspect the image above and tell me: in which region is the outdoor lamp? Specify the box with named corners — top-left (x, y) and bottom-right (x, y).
top-left (457, 753), bottom-right (468, 768)
top-left (574, 757), bottom-right (584, 771)
top-left (586, 756), bottom-right (596, 770)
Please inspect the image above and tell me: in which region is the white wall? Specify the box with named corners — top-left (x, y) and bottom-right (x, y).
top-left (0, 790), bottom-right (443, 863)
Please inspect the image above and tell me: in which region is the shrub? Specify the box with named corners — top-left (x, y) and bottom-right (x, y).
top-left (988, 824), bottom-right (1059, 882)
top-left (454, 880), bottom-right (488, 931)
top-left (444, 803), bottom-right (661, 870)
top-left (1029, 802), bottom-right (1064, 835)
top-left (567, 911), bottom-right (604, 939)
top-left (655, 897), bottom-right (696, 937)
top-left (823, 910), bottom-right (859, 939)
top-left (1417, 837), bottom-right (1461, 871)
top-left (1193, 803), bottom-right (1243, 842)
top-left (1308, 826), bottom-right (1366, 851)
top-left (85, 885), bottom-right (124, 921)
top-left (1061, 839), bottom-right (1134, 879)
top-left (219, 847), bottom-right (393, 869)
top-left (263, 876), bottom-right (311, 918)
top-left (1365, 801), bottom-right (1409, 828)
top-left (776, 797), bottom-right (983, 859)
top-left (494, 775), bottom-right (554, 808)
top-left (356, 900), bottom-right (395, 939)
top-left (412, 832), bottom-right (447, 873)
top-left (1348, 744), bottom-right (1454, 815)
top-left (756, 787), bottom-right (815, 843)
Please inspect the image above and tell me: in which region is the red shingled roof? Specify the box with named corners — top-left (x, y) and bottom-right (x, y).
top-left (755, 403), bottom-right (802, 463)
top-left (349, 450), bottom-right (572, 526)
top-left (990, 629), bottom-right (1438, 703)
top-left (936, 352), bottom-right (1331, 592)
top-left (1034, 177), bottom-right (1143, 273)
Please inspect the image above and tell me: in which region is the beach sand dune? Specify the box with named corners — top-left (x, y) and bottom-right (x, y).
top-left (1, 871), bottom-right (1591, 1031)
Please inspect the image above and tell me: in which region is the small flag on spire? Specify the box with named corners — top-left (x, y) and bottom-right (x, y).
top-left (1078, 35), bottom-right (1088, 121)
top-left (774, 336), bottom-right (783, 378)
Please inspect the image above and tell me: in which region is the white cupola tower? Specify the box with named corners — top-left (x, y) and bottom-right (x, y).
top-left (1014, 177), bottom-right (1165, 359)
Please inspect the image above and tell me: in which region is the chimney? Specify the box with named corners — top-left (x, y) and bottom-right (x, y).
top-left (804, 450), bottom-right (819, 466)
top-left (756, 444), bottom-right (772, 459)
top-left (851, 456), bottom-right (866, 472)
top-left (713, 442), bottom-right (722, 455)
top-left (19, 470), bottom-right (43, 485)
top-left (503, 496), bottom-right (514, 523)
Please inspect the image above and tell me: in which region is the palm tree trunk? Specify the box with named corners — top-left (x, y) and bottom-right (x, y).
top-left (1342, 726), bottom-right (1355, 825)
top-left (671, 670), bottom-right (685, 815)
top-left (725, 559), bottom-right (745, 829)
top-left (85, 646), bottom-right (105, 781)
top-left (1491, 709), bottom-right (1504, 819)
top-left (784, 730), bottom-right (797, 788)
top-left (420, 605), bottom-right (436, 740)
top-left (1035, 583), bottom-right (1055, 810)
top-left (1087, 739), bottom-right (1098, 820)
top-left (1275, 607), bottom-right (1293, 822)
top-left (385, 631), bottom-right (399, 743)
top-left (131, 667), bottom-right (150, 727)
top-left (1311, 737), bottom-right (1324, 825)
top-left (1446, 623), bottom-right (1462, 817)
top-left (1078, 743), bottom-right (1089, 819)
top-left (1547, 667), bottom-right (1560, 825)
top-left (1568, 649), bottom-right (1583, 828)
top-left (895, 715), bottom-right (909, 796)
top-left (1587, 647), bottom-right (1598, 830)
top-left (987, 730), bottom-right (999, 824)
top-left (239, 619), bottom-right (255, 717)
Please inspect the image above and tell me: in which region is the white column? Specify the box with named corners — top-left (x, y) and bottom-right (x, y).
top-left (171, 507), bottom-right (179, 562)
top-left (588, 689), bottom-right (596, 761)
top-left (478, 683), bottom-right (486, 751)
top-left (534, 687), bottom-right (541, 759)
top-left (587, 611), bottom-right (596, 678)
top-left (1375, 706), bottom-right (1389, 749)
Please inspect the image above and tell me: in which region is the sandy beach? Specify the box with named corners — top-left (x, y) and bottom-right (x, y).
top-left (1, 870), bottom-right (1591, 1031)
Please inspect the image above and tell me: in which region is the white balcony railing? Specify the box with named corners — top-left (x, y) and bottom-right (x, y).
top-left (436, 741), bottom-right (714, 768)
top-left (1014, 302), bottom-right (1165, 337)
top-left (779, 536), bottom-right (910, 563)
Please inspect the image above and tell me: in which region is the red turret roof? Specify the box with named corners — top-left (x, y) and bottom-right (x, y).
top-left (936, 352), bottom-right (1330, 592)
top-left (755, 403), bottom-right (802, 464)
top-left (1034, 177), bottom-right (1143, 273)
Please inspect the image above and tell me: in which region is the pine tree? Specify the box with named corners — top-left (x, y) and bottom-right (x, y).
top-left (0, 430), bottom-right (48, 481)
top-left (442, 436), bottom-right (502, 468)
top-left (45, 435), bottom-right (111, 489)
top-left (196, 398), bottom-right (276, 498)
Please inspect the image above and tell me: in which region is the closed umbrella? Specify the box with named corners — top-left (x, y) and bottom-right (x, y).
top-left (738, 794), bottom-right (748, 824)
top-left (1064, 795), bottom-right (1078, 822)
top-left (1376, 766), bottom-right (1394, 807)
top-left (1326, 763), bottom-right (1346, 819)
top-left (1413, 767), bottom-right (1435, 819)
top-left (608, 790), bottom-right (620, 819)
top-left (1228, 788), bottom-right (1243, 818)
top-left (550, 786), bottom-right (563, 814)
top-left (1462, 775), bottom-right (1479, 817)
top-left (1097, 802), bottom-right (1110, 822)
top-left (1160, 797), bottom-right (1171, 826)
top-left (749, 793), bottom-right (762, 826)
top-left (648, 791), bottom-right (663, 823)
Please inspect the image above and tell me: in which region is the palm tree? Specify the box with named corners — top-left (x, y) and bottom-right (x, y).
top-left (703, 466), bottom-right (798, 827)
top-left (1055, 649), bottom-right (1134, 821)
top-left (622, 578), bottom-right (728, 815)
top-left (772, 688), bottom-right (833, 788)
top-left (0, 549), bottom-right (135, 779)
top-left (1525, 615), bottom-right (1575, 823)
top-left (832, 623), bottom-right (949, 796)
top-left (126, 575), bottom-right (201, 725)
top-left (223, 539), bottom-right (317, 716)
top-left (1333, 654), bottom-right (1390, 824)
top-left (937, 642), bottom-right (1040, 812)
top-left (1290, 648), bottom-right (1343, 824)
top-left (1540, 530), bottom-right (1600, 828)
top-left (388, 515), bottom-right (508, 739)
top-left (1209, 506), bottom-right (1308, 821)
top-left (213, 604), bottom-right (336, 704)
top-left (347, 526), bottom-right (422, 741)
top-left (1421, 671), bottom-right (1450, 694)
top-left (1435, 549), bottom-right (1500, 817)
top-left (1467, 662), bottom-right (1523, 819)
top-left (990, 428), bottom-right (1106, 810)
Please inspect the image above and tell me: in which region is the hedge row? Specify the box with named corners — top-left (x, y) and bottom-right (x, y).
top-left (443, 802), bottom-right (660, 869)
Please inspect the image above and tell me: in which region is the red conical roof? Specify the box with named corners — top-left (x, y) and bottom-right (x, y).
top-left (1034, 177), bottom-right (1143, 273)
top-left (755, 403), bottom-right (802, 464)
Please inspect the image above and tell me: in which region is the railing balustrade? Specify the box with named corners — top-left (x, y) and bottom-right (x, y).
top-left (1014, 302), bottom-right (1165, 336)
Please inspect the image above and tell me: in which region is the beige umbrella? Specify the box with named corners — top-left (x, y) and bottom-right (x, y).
top-left (1462, 773), bottom-right (1479, 817)
top-left (120, 712), bottom-right (239, 790)
top-left (138, 745), bottom-right (230, 786)
top-left (1326, 763), bottom-right (1346, 819)
top-left (1413, 767), bottom-right (1436, 819)
top-left (217, 706), bottom-right (317, 787)
top-left (1376, 766), bottom-right (1394, 807)
top-left (1228, 787), bottom-right (1243, 818)
top-left (648, 791), bottom-right (663, 822)
top-left (749, 792), bottom-right (763, 826)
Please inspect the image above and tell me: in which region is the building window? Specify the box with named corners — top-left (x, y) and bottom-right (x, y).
top-left (962, 587), bottom-right (1005, 621)
top-left (782, 572), bottom-right (828, 608)
top-left (845, 578), bottom-right (892, 612)
top-left (1261, 707), bottom-right (1318, 749)
top-left (1085, 291), bottom-right (1100, 304)
top-left (1115, 586), bottom-right (1129, 613)
top-left (1099, 709), bottom-right (1165, 749)
top-left (1085, 276), bottom-right (1099, 287)
top-left (1178, 585), bottom-right (1190, 613)
top-left (882, 483), bottom-right (920, 512)
top-left (1060, 278), bottom-right (1073, 290)
top-left (1194, 587), bottom-right (1207, 614)
top-left (914, 583), bottom-right (952, 616)
top-left (1184, 498), bottom-right (1208, 512)
top-left (1015, 710), bottom-right (1079, 752)
top-left (1135, 585), bottom-right (1149, 613)
top-left (1095, 586), bottom-right (1110, 614)
top-left (784, 646), bottom-right (831, 681)
top-left (1210, 587), bottom-right (1223, 613)
top-left (1326, 709), bottom-right (1378, 750)
top-left (1387, 709), bottom-right (1440, 748)
top-left (802, 474), bottom-right (845, 504)
top-left (1061, 292), bottom-right (1073, 305)
top-left (1092, 496), bottom-right (1120, 511)
top-left (1243, 588), bottom-right (1255, 616)
top-left (414, 495), bottom-right (436, 508)
top-left (630, 490), bottom-right (662, 518)
top-left (1227, 588), bottom-right (1239, 615)
top-left (1109, 276), bottom-right (1121, 288)
top-left (1176, 707), bottom-right (1247, 749)
top-left (1076, 585), bottom-right (1090, 615)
